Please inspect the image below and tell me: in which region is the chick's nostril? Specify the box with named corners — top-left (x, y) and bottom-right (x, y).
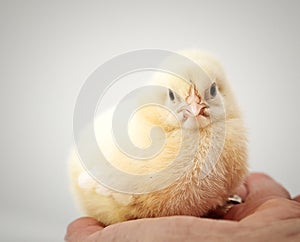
top-left (199, 106), bottom-right (209, 117)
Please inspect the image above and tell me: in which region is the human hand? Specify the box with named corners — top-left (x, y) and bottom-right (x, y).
top-left (65, 173), bottom-right (300, 241)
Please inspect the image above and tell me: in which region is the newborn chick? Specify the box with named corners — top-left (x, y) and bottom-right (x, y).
top-left (69, 49), bottom-right (248, 225)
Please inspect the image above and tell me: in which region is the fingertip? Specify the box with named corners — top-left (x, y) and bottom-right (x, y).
top-left (65, 217), bottom-right (104, 241)
top-left (233, 182), bottom-right (248, 202)
top-left (67, 217), bottom-right (103, 234)
top-left (293, 195), bottom-right (300, 203)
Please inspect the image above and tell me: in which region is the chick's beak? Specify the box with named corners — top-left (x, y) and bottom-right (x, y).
top-left (186, 102), bottom-right (207, 117)
top-left (180, 85), bottom-right (208, 117)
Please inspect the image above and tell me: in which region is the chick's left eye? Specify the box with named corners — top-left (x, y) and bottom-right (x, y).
top-left (210, 83), bottom-right (217, 98)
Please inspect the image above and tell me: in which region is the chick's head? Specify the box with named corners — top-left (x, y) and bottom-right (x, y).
top-left (152, 53), bottom-right (236, 133)
top-left (162, 75), bottom-right (224, 130)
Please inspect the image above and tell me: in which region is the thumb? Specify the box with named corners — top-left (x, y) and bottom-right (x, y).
top-left (65, 217), bottom-right (105, 241)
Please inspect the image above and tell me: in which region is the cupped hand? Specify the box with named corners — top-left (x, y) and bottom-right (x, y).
top-left (65, 173), bottom-right (300, 241)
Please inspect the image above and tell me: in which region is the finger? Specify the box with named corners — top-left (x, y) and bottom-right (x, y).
top-left (224, 173), bottom-right (291, 221)
top-left (244, 172), bottom-right (291, 202)
top-left (293, 195), bottom-right (300, 203)
top-left (232, 181), bottom-right (248, 202)
top-left (65, 217), bottom-right (104, 241)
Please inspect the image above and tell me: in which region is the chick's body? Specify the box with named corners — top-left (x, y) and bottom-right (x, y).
top-left (69, 50), bottom-right (248, 225)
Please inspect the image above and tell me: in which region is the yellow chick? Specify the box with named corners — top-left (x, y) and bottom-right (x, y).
top-left (69, 49), bottom-right (248, 225)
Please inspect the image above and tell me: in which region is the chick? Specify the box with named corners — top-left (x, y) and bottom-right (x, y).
top-left (69, 49), bottom-right (248, 225)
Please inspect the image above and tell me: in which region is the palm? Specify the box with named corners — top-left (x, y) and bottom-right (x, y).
top-left (66, 173), bottom-right (300, 242)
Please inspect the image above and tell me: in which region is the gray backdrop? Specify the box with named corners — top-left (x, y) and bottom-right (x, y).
top-left (0, 0), bottom-right (299, 241)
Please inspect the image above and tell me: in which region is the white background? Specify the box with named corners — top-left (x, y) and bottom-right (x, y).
top-left (0, 1), bottom-right (299, 241)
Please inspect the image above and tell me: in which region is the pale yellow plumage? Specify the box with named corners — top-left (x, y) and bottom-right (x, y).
top-left (69, 49), bottom-right (248, 225)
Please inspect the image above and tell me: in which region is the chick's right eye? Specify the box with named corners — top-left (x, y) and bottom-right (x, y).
top-left (169, 89), bottom-right (175, 101)
top-left (210, 82), bottom-right (217, 98)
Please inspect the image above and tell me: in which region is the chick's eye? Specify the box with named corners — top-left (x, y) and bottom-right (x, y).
top-left (168, 89), bottom-right (175, 101)
top-left (210, 83), bottom-right (217, 98)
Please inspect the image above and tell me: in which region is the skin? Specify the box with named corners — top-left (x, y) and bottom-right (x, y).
top-left (65, 173), bottom-right (300, 241)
